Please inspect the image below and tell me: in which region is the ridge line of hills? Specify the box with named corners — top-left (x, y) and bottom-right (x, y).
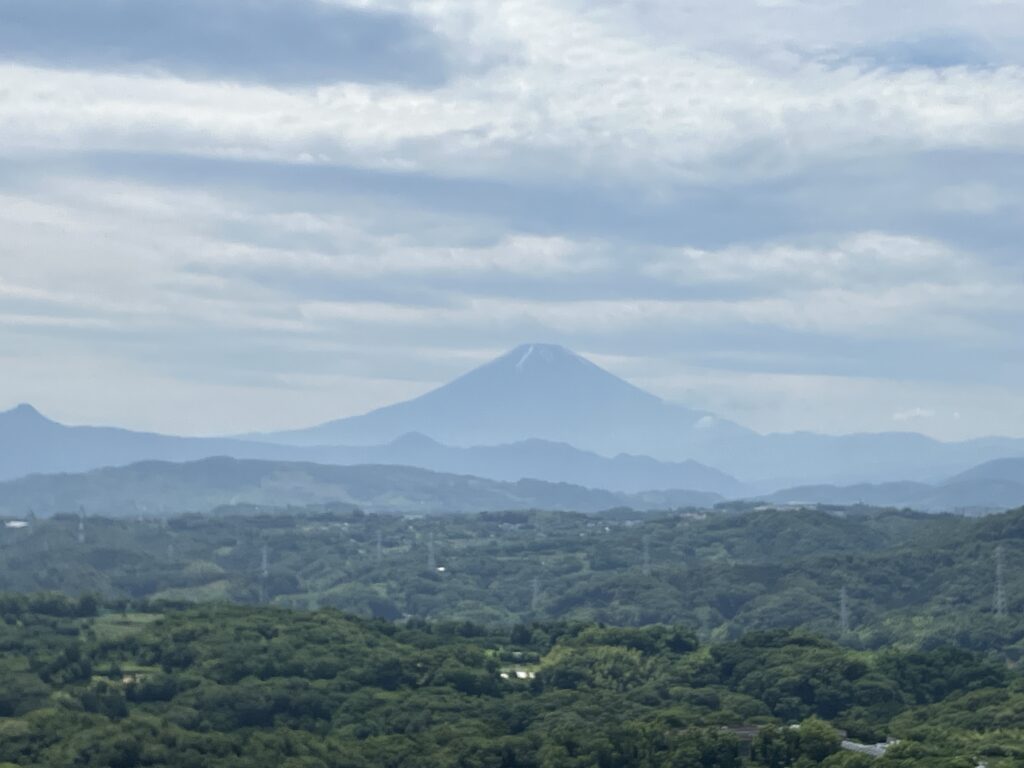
top-left (247, 343), bottom-right (1024, 484)
top-left (2, 343), bottom-right (1024, 504)
top-left (758, 456), bottom-right (1024, 513)
top-left (0, 403), bottom-right (742, 495)
top-left (0, 454), bottom-right (1022, 517)
top-left (0, 456), bottom-right (724, 516)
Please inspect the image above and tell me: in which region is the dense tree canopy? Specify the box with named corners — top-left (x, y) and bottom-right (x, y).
top-left (1, 505), bottom-right (1022, 656)
top-left (3, 505), bottom-right (1023, 764)
top-left (0, 597), bottom-right (1022, 767)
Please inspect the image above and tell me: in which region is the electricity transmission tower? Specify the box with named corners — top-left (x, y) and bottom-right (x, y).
top-left (427, 532), bottom-right (436, 571)
top-left (839, 586), bottom-right (850, 634)
top-left (995, 545), bottom-right (1008, 618)
top-left (531, 577), bottom-right (541, 613)
top-left (77, 511), bottom-right (86, 545)
top-left (376, 530), bottom-right (383, 563)
top-left (259, 544), bottom-right (270, 604)
top-left (642, 535), bottom-right (652, 577)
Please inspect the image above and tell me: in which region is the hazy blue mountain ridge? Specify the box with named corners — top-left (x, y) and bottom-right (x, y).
top-left (0, 404), bottom-right (742, 495)
top-left (0, 404), bottom-right (291, 481)
top-left (5, 343), bottom-right (1024, 490)
top-left (0, 457), bottom-right (723, 516)
top-left (255, 344), bottom-right (1024, 484)
top-left (372, 432), bottom-right (747, 496)
top-left (258, 344), bottom-right (751, 459)
top-left (761, 457), bottom-right (1024, 512)
top-left (0, 452), bottom-right (1021, 518)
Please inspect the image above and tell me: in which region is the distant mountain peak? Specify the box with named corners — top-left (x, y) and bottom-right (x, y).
top-left (389, 432), bottom-right (442, 450)
top-left (2, 403), bottom-right (49, 424)
top-left (483, 343), bottom-right (633, 389)
top-left (493, 343), bottom-right (583, 375)
top-left (260, 342), bottom-right (711, 453)
top-left (505, 342), bottom-right (574, 367)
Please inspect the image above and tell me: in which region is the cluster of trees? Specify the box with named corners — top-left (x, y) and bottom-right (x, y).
top-left (2, 505), bottom-right (1022, 655)
top-left (0, 596), bottom-right (1021, 766)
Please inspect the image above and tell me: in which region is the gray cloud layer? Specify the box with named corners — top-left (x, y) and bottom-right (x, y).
top-left (1, 0), bottom-right (1022, 441)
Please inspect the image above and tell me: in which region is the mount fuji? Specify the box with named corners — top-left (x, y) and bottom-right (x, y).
top-left (255, 343), bottom-right (1024, 486)
top-left (0, 396), bottom-right (745, 496)
top-left (258, 343), bottom-right (753, 458)
top-left (4, 343), bottom-right (1024, 494)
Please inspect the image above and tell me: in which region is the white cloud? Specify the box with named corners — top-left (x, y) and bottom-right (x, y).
top-left (2, 0), bottom-right (1024, 438)
top-left (2, 175), bottom-right (1017, 347)
top-left (297, 281), bottom-right (1018, 342)
top-left (3, 1), bottom-right (1024, 186)
top-left (933, 182), bottom-right (1019, 214)
top-left (198, 234), bottom-right (610, 278)
top-left (892, 407), bottom-right (936, 422)
top-left (646, 233), bottom-right (971, 288)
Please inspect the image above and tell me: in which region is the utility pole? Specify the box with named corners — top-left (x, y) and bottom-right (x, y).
top-left (259, 544), bottom-right (269, 605)
top-left (995, 545), bottom-right (1008, 618)
top-left (839, 586), bottom-right (850, 634)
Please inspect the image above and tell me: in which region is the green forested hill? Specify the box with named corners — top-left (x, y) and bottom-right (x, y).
top-left (1, 506), bottom-right (1022, 656)
top-left (0, 457), bottom-right (721, 516)
top-left (0, 596), bottom-right (1021, 767)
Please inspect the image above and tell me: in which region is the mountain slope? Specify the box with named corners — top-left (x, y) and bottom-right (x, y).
top-left (0, 404), bottom-right (743, 495)
top-left (0, 457), bottom-right (722, 516)
top-left (258, 343), bottom-right (752, 458)
top-left (254, 344), bottom-right (1024, 484)
top-left (7, 343), bottom-right (1024, 488)
top-left (361, 433), bottom-right (748, 496)
top-left (947, 457), bottom-right (1024, 485)
top-left (758, 481), bottom-right (935, 508)
top-left (0, 404), bottom-right (290, 482)
top-left (762, 457), bottom-right (1024, 512)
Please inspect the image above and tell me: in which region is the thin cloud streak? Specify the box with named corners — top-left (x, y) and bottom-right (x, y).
top-left (0, 0), bottom-right (1022, 440)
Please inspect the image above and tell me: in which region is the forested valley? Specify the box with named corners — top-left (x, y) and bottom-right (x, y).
top-left (2, 594), bottom-right (1024, 767)
top-left (2, 505), bottom-right (1022, 653)
top-left (3, 504), bottom-right (1024, 766)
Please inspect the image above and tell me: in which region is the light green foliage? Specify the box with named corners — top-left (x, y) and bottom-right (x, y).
top-left (0, 597), bottom-right (1022, 766)
top-left (2, 505), bottom-right (1024, 765)
top-left (2, 505), bottom-right (1023, 660)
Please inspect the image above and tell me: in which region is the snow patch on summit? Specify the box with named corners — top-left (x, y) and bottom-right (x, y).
top-left (516, 345), bottom-right (535, 371)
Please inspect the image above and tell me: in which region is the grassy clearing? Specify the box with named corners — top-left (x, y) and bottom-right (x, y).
top-left (150, 579), bottom-right (232, 603)
top-left (90, 612), bottom-right (162, 642)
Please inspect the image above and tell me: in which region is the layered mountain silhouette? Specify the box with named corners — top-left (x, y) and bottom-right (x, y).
top-left (258, 343), bottom-right (753, 458)
top-left (760, 457), bottom-right (1024, 512)
top-left (0, 454), bottom-right (1019, 518)
top-left (362, 433), bottom-right (746, 496)
top-left (0, 457), bottom-right (723, 517)
top-left (3, 342), bottom-right (1024, 494)
top-left (0, 403), bottom-right (282, 481)
top-left (255, 343), bottom-right (1024, 485)
top-left (0, 403), bottom-right (742, 495)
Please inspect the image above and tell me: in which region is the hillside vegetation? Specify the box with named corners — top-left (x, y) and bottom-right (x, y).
top-left (0, 457), bottom-right (722, 516)
top-left (2, 596), bottom-right (1023, 767)
top-left (2, 505), bottom-right (1022, 656)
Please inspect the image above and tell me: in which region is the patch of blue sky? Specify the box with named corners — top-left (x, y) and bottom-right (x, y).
top-left (0, 0), bottom-right (451, 87)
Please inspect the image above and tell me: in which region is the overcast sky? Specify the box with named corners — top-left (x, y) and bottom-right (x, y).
top-left (1, 0), bottom-right (1023, 440)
